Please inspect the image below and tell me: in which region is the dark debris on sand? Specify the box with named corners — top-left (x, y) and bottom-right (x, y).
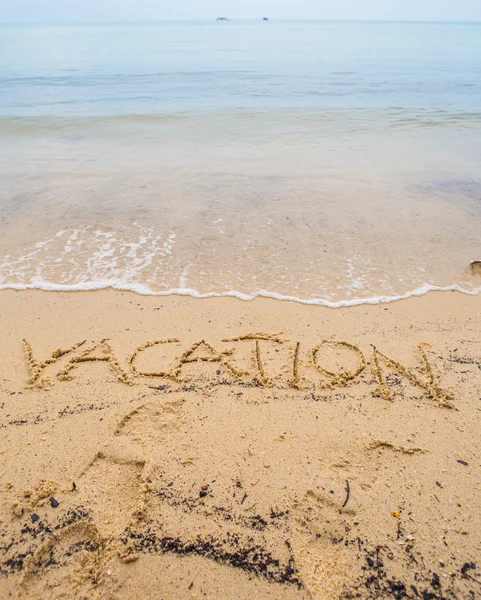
top-left (0, 508), bottom-right (90, 576)
top-left (125, 529), bottom-right (301, 586)
top-left (1, 501), bottom-right (479, 599)
top-left (349, 538), bottom-right (479, 599)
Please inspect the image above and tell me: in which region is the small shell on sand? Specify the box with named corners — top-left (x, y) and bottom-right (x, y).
top-left (470, 261), bottom-right (481, 275)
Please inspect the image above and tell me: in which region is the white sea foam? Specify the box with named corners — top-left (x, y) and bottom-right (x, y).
top-left (0, 225), bottom-right (177, 289)
top-left (0, 279), bottom-right (480, 308)
top-left (1, 226), bottom-right (480, 308)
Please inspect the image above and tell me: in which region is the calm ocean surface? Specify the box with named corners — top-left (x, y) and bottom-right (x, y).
top-left (0, 20), bottom-right (480, 304)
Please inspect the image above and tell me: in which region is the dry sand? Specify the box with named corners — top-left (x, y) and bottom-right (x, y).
top-left (0, 289), bottom-right (480, 599)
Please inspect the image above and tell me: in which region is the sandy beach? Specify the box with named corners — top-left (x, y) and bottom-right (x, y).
top-left (0, 289), bottom-right (479, 598)
top-left (2, 15), bottom-right (481, 600)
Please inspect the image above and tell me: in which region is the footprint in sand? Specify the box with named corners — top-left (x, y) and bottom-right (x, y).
top-left (17, 454), bottom-right (150, 600)
top-left (66, 398), bottom-right (186, 540)
top-left (290, 486), bottom-right (360, 600)
top-left (114, 397), bottom-right (185, 446)
top-left (10, 399), bottom-right (188, 599)
top-left (291, 469), bottom-right (363, 600)
top-left (76, 453), bottom-right (149, 538)
top-left (18, 521), bottom-right (106, 599)
top-left (289, 442), bottom-right (447, 600)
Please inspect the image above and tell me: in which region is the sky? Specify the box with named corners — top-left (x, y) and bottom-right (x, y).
top-left (1, 0), bottom-right (480, 24)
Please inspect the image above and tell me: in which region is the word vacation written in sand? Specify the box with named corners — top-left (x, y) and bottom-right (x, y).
top-left (22, 333), bottom-right (455, 408)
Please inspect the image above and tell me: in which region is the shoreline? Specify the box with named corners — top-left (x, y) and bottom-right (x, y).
top-left (0, 289), bottom-right (480, 599)
top-left (0, 281), bottom-right (480, 309)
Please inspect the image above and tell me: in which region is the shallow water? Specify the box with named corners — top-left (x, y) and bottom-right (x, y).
top-left (1, 20), bottom-right (481, 304)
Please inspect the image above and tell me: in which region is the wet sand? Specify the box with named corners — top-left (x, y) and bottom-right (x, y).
top-left (0, 289), bottom-right (480, 599)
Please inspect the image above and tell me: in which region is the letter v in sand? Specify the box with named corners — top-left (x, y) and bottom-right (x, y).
top-left (23, 338), bottom-right (86, 389)
top-left (56, 338), bottom-right (133, 385)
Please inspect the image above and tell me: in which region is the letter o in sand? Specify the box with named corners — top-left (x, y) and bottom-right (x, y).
top-left (311, 340), bottom-right (366, 386)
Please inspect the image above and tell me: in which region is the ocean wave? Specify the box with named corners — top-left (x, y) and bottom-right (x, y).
top-left (1, 226), bottom-right (480, 307)
top-left (0, 279), bottom-right (480, 308)
top-left (1, 108), bottom-right (481, 135)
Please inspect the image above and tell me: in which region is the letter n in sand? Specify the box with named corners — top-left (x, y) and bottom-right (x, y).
top-left (371, 343), bottom-right (454, 408)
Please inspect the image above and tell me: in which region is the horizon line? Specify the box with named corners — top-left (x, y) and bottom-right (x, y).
top-left (1, 17), bottom-right (481, 26)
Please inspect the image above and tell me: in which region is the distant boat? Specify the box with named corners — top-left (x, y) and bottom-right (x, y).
top-left (216, 17), bottom-right (230, 21)
top-left (263, 17), bottom-right (269, 21)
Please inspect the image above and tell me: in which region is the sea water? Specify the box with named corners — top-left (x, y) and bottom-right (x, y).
top-left (1, 20), bottom-right (480, 305)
